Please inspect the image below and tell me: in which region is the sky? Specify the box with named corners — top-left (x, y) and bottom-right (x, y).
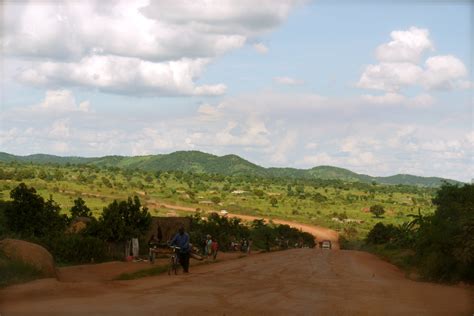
top-left (0, 0), bottom-right (473, 182)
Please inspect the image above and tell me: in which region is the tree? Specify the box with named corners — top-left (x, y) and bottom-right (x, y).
top-left (70, 197), bottom-right (92, 218)
top-left (366, 222), bottom-right (396, 244)
top-left (211, 196), bottom-right (221, 205)
top-left (97, 196), bottom-right (151, 243)
top-left (270, 197), bottom-right (278, 207)
top-left (370, 204), bottom-right (385, 218)
top-left (415, 183), bottom-right (474, 281)
top-left (253, 189), bottom-right (264, 198)
top-left (5, 183), bottom-right (67, 237)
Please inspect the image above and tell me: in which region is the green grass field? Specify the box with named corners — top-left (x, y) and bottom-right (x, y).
top-left (0, 162), bottom-right (436, 240)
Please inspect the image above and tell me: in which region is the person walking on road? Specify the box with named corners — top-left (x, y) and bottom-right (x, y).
top-left (211, 238), bottom-right (219, 260)
top-left (170, 226), bottom-right (191, 273)
top-left (206, 234), bottom-right (212, 259)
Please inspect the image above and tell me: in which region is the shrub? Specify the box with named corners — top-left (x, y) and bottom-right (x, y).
top-left (370, 205), bottom-right (385, 218)
top-left (45, 234), bottom-right (109, 264)
top-left (366, 222), bottom-right (397, 244)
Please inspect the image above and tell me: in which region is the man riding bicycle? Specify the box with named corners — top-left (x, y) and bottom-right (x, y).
top-left (169, 226), bottom-right (190, 273)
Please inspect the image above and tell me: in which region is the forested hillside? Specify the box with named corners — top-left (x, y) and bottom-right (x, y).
top-left (0, 151), bottom-right (461, 187)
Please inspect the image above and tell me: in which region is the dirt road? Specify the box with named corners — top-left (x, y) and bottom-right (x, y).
top-left (1, 249), bottom-right (471, 315)
top-left (149, 200), bottom-right (340, 248)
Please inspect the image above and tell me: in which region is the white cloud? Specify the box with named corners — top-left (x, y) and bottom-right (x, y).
top-left (421, 55), bottom-right (468, 90)
top-left (361, 92), bottom-right (435, 107)
top-left (274, 76), bottom-right (304, 85)
top-left (269, 131), bottom-right (297, 164)
top-left (253, 43), bottom-right (269, 54)
top-left (3, 0), bottom-right (301, 96)
top-left (305, 142), bottom-right (318, 149)
top-left (18, 56), bottom-right (226, 96)
top-left (358, 27), bottom-right (468, 93)
top-left (49, 119), bottom-right (71, 139)
top-left (406, 93), bottom-right (435, 108)
top-left (51, 142), bottom-right (70, 153)
top-left (347, 151), bottom-right (378, 166)
top-left (32, 90), bottom-right (91, 113)
top-left (375, 27), bottom-right (433, 63)
top-left (357, 62), bottom-right (423, 92)
top-left (361, 92), bottom-right (406, 105)
top-left (301, 152), bottom-right (334, 165)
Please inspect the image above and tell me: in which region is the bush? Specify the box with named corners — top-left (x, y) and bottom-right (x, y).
top-left (366, 222), bottom-right (397, 244)
top-left (370, 204), bottom-right (385, 218)
top-left (45, 234), bottom-right (109, 264)
top-left (414, 184), bottom-right (474, 282)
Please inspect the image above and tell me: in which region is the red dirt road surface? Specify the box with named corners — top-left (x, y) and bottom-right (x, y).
top-left (1, 249), bottom-right (472, 315)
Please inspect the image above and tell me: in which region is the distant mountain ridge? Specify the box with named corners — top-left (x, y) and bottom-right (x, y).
top-left (0, 151), bottom-right (462, 187)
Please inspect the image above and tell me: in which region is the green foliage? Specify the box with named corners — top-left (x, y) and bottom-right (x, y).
top-left (370, 204), bottom-right (385, 218)
top-left (44, 234), bottom-right (109, 264)
top-left (189, 213), bottom-right (315, 253)
top-left (96, 196), bottom-right (152, 242)
top-left (366, 223), bottom-right (397, 244)
top-left (70, 197), bottom-right (92, 218)
top-left (0, 151), bottom-right (460, 187)
top-left (189, 213), bottom-right (249, 251)
top-left (414, 184), bottom-right (474, 282)
top-left (253, 189), bottom-right (264, 198)
top-left (0, 200), bottom-right (10, 237)
top-left (270, 197), bottom-right (278, 207)
top-left (115, 264), bottom-right (169, 280)
top-left (365, 184), bottom-right (474, 283)
top-left (5, 183), bottom-right (67, 238)
top-left (210, 196), bottom-right (221, 204)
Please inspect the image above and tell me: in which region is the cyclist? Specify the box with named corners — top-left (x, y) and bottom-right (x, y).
top-left (169, 226), bottom-right (190, 273)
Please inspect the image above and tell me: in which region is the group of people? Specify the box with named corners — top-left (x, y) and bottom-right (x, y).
top-left (204, 234), bottom-right (219, 260)
top-left (230, 238), bottom-right (252, 254)
top-left (148, 226), bottom-right (221, 274)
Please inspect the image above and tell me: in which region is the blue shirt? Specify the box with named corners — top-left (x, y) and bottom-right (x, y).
top-left (170, 232), bottom-right (190, 253)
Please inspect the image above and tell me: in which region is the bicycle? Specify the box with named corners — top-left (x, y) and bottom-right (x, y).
top-left (168, 246), bottom-right (181, 275)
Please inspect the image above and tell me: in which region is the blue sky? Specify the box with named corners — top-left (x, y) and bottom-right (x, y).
top-left (1, 0), bottom-right (473, 181)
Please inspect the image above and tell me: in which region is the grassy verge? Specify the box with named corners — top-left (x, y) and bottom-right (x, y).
top-left (115, 264), bottom-right (169, 280)
top-left (115, 254), bottom-right (247, 281)
top-left (0, 250), bottom-right (43, 287)
top-left (340, 237), bottom-right (417, 277)
top-left (362, 244), bottom-right (416, 272)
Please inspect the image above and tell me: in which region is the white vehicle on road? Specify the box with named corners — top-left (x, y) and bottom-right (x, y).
top-left (321, 240), bottom-right (332, 249)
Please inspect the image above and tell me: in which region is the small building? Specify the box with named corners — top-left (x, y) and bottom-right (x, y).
top-left (145, 216), bottom-right (191, 244)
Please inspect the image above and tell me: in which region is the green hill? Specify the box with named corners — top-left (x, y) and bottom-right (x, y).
top-left (0, 151), bottom-right (461, 187)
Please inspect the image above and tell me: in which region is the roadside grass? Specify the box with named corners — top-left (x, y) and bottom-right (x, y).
top-left (115, 264), bottom-right (169, 280)
top-left (115, 254), bottom-right (247, 281)
top-left (362, 244), bottom-right (416, 275)
top-left (0, 250), bottom-right (43, 287)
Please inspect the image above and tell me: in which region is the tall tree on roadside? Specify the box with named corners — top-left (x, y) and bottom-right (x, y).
top-left (70, 197), bottom-right (92, 218)
top-left (5, 183), bottom-right (67, 237)
top-left (97, 196), bottom-right (151, 243)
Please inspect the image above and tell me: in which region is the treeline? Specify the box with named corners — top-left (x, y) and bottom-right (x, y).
top-left (0, 161), bottom-right (433, 196)
top-left (188, 213), bottom-right (315, 251)
top-left (0, 183), bottom-right (316, 265)
top-left (365, 184), bottom-right (474, 283)
top-left (0, 183), bottom-right (151, 264)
